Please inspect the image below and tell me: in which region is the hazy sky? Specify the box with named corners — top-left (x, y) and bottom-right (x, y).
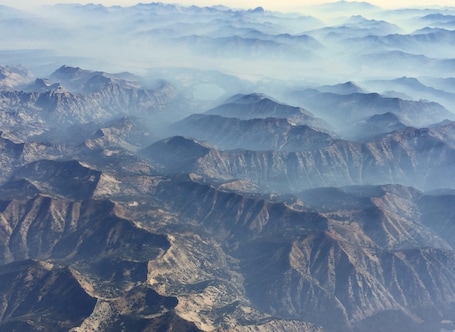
top-left (4, 0), bottom-right (455, 11)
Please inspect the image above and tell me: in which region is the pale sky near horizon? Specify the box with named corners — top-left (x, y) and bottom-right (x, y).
top-left (3, 0), bottom-right (455, 11)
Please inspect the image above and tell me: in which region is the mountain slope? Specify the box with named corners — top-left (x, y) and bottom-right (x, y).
top-left (0, 260), bottom-right (96, 332)
top-left (0, 66), bottom-right (186, 127)
top-left (287, 90), bottom-right (453, 136)
top-left (144, 125), bottom-right (455, 192)
top-left (207, 93), bottom-right (326, 128)
top-left (173, 114), bottom-right (336, 151)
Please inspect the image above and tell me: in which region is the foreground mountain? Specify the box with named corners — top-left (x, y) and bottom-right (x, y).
top-left (149, 177), bottom-right (455, 332)
top-left (0, 181), bottom-right (203, 331)
top-left (4, 113), bottom-right (455, 331)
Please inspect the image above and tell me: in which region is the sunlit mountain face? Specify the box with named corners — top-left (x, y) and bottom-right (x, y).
top-left (1, 2), bottom-right (455, 332)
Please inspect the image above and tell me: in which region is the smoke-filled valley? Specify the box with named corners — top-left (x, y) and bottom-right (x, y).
top-left (1, 1), bottom-right (455, 331)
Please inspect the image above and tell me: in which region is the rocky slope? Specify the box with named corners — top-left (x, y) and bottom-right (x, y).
top-left (127, 174), bottom-right (455, 332)
top-left (143, 125), bottom-right (455, 192)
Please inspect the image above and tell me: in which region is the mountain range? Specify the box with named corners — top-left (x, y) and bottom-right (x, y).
top-left (1, 1), bottom-right (455, 331)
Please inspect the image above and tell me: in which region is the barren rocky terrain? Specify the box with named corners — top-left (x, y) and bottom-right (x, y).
top-left (1, 1), bottom-right (455, 331)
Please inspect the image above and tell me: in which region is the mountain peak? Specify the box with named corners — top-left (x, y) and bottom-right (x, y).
top-left (52, 65), bottom-right (85, 77)
top-left (316, 0), bottom-right (381, 11)
top-left (317, 81), bottom-right (364, 94)
top-left (224, 93), bottom-right (272, 104)
top-left (248, 6), bottom-right (265, 14)
top-left (49, 65), bottom-right (96, 90)
top-left (140, 136), bottom-right (211, 173)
